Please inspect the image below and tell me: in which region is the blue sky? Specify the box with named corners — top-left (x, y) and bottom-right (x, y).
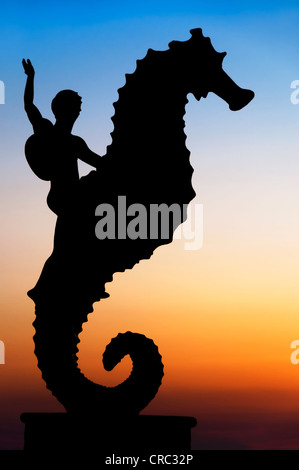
top-left (1, 0), bottom-right (298, 219)
top-left (0, 0), bottom-right (297, 218)
top-left (1, 1), bottom-right (298, 151)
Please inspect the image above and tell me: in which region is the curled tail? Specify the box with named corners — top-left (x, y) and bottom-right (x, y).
top-left (33, 303), bottom-right (164, 416)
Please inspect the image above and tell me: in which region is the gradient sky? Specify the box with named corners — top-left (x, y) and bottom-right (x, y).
top-left (1, 0), bottom-right (299, 450)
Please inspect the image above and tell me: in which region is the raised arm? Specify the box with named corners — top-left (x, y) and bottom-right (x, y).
top-left (22, 59), bottom-right (43, 129)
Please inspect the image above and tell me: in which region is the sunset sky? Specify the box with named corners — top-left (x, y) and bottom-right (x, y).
top-left (1, 0), bottom-right (299, 450)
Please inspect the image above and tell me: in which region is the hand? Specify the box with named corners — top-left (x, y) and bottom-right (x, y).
top-left (22, 58), bottom-right (35, 77)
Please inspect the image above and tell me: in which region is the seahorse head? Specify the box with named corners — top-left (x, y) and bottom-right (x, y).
top-left (168, 28), bottom-right (254, 110)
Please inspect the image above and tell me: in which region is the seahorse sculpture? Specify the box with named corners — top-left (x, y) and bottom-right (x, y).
top-left (27, 29), bottom-right (254, 416)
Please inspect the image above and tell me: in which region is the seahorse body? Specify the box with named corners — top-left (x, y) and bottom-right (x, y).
top-left (27, 29), bottom-right (254, 416)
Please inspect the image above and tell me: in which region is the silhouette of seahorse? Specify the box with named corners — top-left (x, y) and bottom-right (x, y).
top-left (27, 29), bottom-right (254, 416)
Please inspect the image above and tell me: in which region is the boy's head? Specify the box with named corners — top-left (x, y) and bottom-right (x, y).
top-left (51, 90), bottom-right (82, 122)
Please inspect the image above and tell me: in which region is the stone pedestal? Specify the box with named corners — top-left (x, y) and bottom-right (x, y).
top-left (21, 413), bottom-right (197, 452)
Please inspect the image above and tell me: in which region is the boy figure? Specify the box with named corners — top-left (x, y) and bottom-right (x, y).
top-left (23, 59), bottom-right (110, 299)
top-left (22, 58), bottom-right (106, 215)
